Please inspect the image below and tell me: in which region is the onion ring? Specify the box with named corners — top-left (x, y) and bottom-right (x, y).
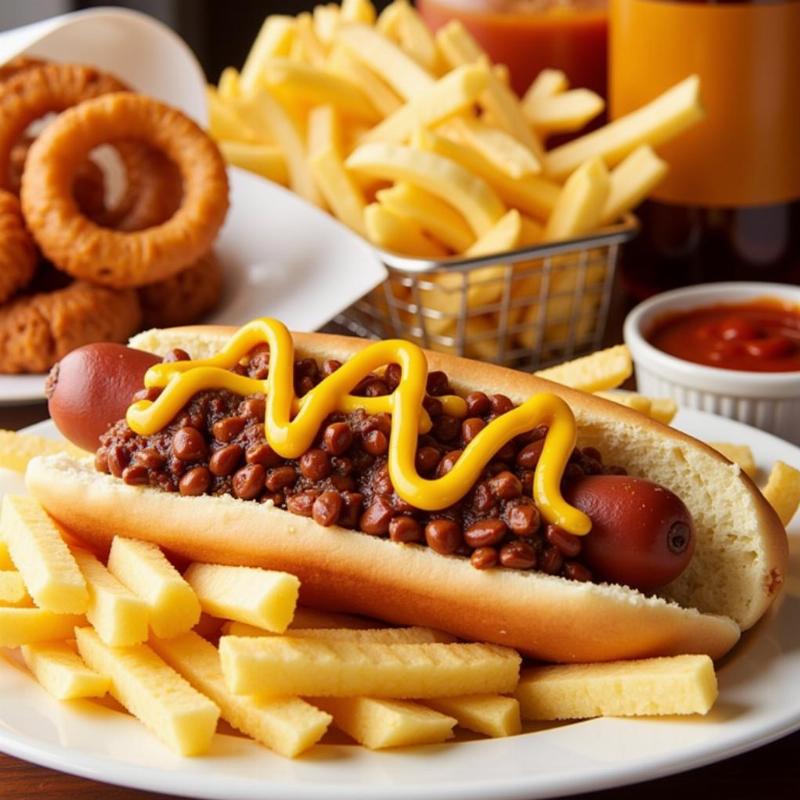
top-left (0, 63), bottom-right (128, 191)
top-left (0, 56), bottom-right (46, 85)
top-left (138, 250), bottom-right (223, 328)
top-left (0, 189), bottom-right (38, 304)
top-left (0, 278), bottom-right (141, 374)
top-left (21, 93), bottom-right (230, 288)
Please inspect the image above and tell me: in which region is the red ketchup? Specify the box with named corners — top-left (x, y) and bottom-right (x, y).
top-left (648, 300), bottom-right (800, 372)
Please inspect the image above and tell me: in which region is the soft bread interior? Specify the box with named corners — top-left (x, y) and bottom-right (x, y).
top-left (129, 327), bottom-right (787, 630)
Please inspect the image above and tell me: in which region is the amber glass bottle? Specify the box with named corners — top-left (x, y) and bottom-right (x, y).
top-left (610, 0), bottom-right (800, 299)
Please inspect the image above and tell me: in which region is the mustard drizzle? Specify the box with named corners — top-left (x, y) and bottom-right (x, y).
top-left (126, 318), bottom-right (591, 534)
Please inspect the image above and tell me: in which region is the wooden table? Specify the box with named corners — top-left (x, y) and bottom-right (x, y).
top-left (2, 402), bottom-right (798, 800)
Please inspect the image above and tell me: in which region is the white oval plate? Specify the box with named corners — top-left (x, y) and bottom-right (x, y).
top-left (0, 409), bottom-right (799, 799)
top-left (0, 167), bottom-right (386, 406)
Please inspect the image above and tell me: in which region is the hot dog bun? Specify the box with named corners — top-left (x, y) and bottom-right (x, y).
top-left (26, 326), bottom-right (788, 663)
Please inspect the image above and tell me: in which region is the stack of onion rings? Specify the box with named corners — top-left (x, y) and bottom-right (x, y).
top-left (0, 57), bottom-right (229, 374)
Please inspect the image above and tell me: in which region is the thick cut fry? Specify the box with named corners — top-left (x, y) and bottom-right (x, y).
top-left (545, 157), bottom-right (610, 241)
top-left (73, 548), bottom-right (149, 647)
top-left (534, 345), bottom-right (633, 393)
top-left (341, 0), bottom-right (376, 25)
top-left (425, 694), bottom-right (521, 738)
top-left (363, 62), bottom-right (489, 145)
top-left (218, 141), bottom-right (288, 185)
top-left (313, 697), bottom-right (456, 749)
top-left (222, 624), bottom-right (456, 644)
top-left (0, 430), bottom-right (87, 473)
top-left (365, 203), bottom-right (448, 257)
top-left (337, 23), bottom-right (434, 100)
top-left (326, 45), bottom-right (403, 118)
top-left (219, 637), bottom-right (521, 697)
top-left (601, 145), bottom-right (668, 224)
top-left (523, 68), bottom-right (569, 101)
top-left (1, 495), bottom-right (88, 614)
top-left (419, 128), bottom-right (559, 220)
top-left (0, 570), bottom-right (29, 605)
top-left (184, 563), bottom-right (300, 633)
top-left (107, 537), bottom-right (201, 639)
top-left (523, 89), bottom-right (605, 135)
top-left (376, 183), bottom-right (475, 252)
top-left (347, 142), bottom-right (505, 235)
top-left (290, 606), bottom-right (377, 629)
top-left (311, 148), bottom-right (368, 233)
top-left (261, 59), bottom-right (379, 122)
top-left (392, 0), bottom-right (440, 73)
top-left (21, 642), bottom-right (110, 700)
top-left (445, 116), bottom-right (541, 178)
top-left (151, 631), bottom-right (331, 758)
top-left (516, 655), bottom-right (718, 719)
top-left (545, 75), bottom-right (704, 179)
top-left (762, 461), bottom-right (800, 526)
top-left (709, 443), bottom-right (757, 480)
top-left (240, 15), bottom-right (295, 95)
top-left (0, 608), bottom-right (84, 648)
top-left (75, 627), bottom-right (220, 757)
top-left (234, 87), bottom-right (322, 206)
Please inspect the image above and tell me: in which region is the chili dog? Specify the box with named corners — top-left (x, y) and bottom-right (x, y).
top-left (28, 320), bottom-right (788, 663)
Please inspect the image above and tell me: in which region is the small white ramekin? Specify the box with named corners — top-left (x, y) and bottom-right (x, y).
top-left (623, 282), bottom-right (800, 444)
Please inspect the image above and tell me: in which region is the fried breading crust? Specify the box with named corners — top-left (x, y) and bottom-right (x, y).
top-left (0, 189), bottom-right (37, 304)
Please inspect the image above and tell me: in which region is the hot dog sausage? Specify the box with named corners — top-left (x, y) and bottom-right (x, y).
top-left (46, 342), bottom-right (160, 451)
top-left (564, 474), bottom-right (695, 590)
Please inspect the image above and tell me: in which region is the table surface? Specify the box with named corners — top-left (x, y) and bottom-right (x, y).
top-left (2, 400), bottom-right (798, 800)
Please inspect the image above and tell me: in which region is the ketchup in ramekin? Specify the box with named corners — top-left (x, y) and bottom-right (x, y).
top-left (647, 300), bottom-right (800, 373)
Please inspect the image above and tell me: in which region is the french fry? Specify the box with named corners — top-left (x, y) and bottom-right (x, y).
top-left (326, 44), bottom-right (402, 118)
top-left (294, 12), bottom-right (327, 67)
top-left (391, 0), bottom-right (440, 74)
top-left (75, 627), bottom-right (220, 757)
top-left (0, 538), bottom-right (12, 570)
top-left (1, 495), bottom-right (88, 614)
top-left (0, 430), bottom-right (89, 473)
top-left (545, 75), bottom-right (704, 179)
top-left (151, 631), bottom-right (332, 758)
top-left (601, 145), bottom-right (668, 224)
top-left (222, 623), bottom-right (456, 644)
top-left (376, 182), bottom-right (475, 252)
top-left (523, 68), bottom-right (569, 101)
top-left (363, 62), bottom-right (489, 145)
top-left (313, 3), bottom-right (341, 45)
top-left (435, 20), bottom-right (485, 69)
top-left (107, 537), bottom-right (201, 640)
top-left (762, 461), bottom-right (800, 526)
top-left (261, 59), bottom-right (379, 122)
top-left (365, 202), bottom-right (448, 257)
top-left (73, 548), bottom-right (149, 647)
top-left (709, 443), bottom-right (757, 480)
top-left (347, 142), bottom-right (506, 235)
top-left (312, 697), bottom-right (456, 749)
top-left (308, 104), bottom-right (342, 158)
top-left (240, 15), bottom-right (296, 96)
top-left (649, 397), bottom-right (679, 426)
top-left (341, 0), bottom-right (377, 25)
top-left (445, 116), bottom-right (541, 178)
top-left (219, 637), bottom-right (521, 697)
top-left (544, 157), bottom-right (610, 241)
top-left (523, 88), bottom-right (604, 136)
top-left (184, 563), bottom-right (300, 633)
top-left (21, 642), bottom-right (110, 701)
top-left (516, 655), bottom-right (718, 719)
top-left (419, 127), bottom-right (559, 220)
top-left (595, 391), bottom-right (678, 426)
top-left (0, 608), bottom-right (85, 648)
top-left (218, 141), bottom-right (288, 185)
top-left (289, 606), bottom-right (378, 629)
top-left (233, 86), bottom-right (322, 206)
top-left (336, 23), bottom-right (434, 100)
top-left (425, 694), bottom-right (521, 738)
top-left (0, 570), bottom-right (30, 606)
top-left (534, 345), bottom-right (633, 393)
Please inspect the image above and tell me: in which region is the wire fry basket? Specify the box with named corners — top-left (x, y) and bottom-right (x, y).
top-left (335, 216), bottom-right (639, 370)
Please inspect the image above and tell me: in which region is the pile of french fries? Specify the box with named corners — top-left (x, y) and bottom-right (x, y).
top-left (207, 0), bottom-right (704, 361)
top-left (1, 346), bottom-right (798, 759)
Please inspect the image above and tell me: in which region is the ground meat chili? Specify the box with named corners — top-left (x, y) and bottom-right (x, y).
top-left (96, 346), bottom-right (628, 583)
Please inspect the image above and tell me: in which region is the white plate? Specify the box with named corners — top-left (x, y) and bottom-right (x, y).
top-left (0, 166), bottom-right (386, 406)
top-left (1, 409), bottom-right (799, 799)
